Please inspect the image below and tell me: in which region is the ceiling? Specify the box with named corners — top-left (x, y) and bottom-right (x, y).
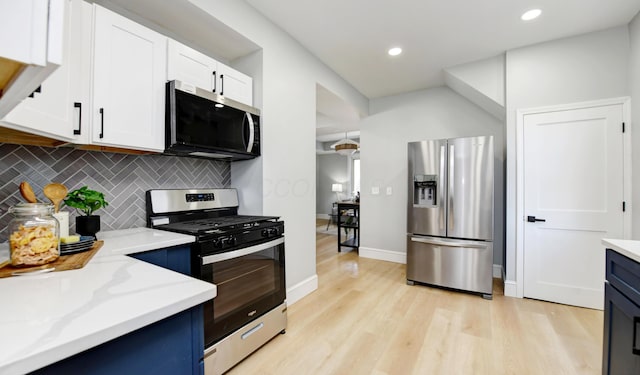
top-left (245, 0), bottom-right (640, 100)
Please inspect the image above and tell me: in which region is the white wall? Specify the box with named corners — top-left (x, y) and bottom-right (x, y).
top-left (360, 87), bottom-right (505, 265)
top-left (630, 13), bottom-right (640, 240)
top-left (188, 0), bottom-right (369, 304)
top-left (316, 153), bottom-right (349, 216)
top-left (504, 26), bottom-right (630, 285)
top-left (446, 54), bottom-right (505, 106)
top-left (231, 50), bottom-right (263, 216)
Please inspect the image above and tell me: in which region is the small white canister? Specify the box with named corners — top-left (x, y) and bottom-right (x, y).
top-left (53, 211), bottom-right (69, 238)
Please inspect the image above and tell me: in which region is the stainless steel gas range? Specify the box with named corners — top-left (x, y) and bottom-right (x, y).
top-left (146, 188), bottom-right (287, 374)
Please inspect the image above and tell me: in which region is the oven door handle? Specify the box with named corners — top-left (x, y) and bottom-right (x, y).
top-left (201, 237), bottom-right (284, 265)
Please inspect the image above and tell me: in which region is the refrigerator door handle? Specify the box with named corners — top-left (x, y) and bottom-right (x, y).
top-left (410, 236), bottom-right (487, 249)
top-left (448, 144), bottom-right (455, 230)
top-left (440, 144), bottom-right (447, 229)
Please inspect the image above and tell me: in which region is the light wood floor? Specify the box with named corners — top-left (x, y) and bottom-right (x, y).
top-left (228, 221), bottom-right (603, 374)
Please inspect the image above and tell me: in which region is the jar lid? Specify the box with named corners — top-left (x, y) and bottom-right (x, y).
top-left (9, 203), bottom-right (55, 215)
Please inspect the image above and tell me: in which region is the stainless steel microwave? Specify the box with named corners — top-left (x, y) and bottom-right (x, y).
top-left (165, 80), bottom-right (260, 160)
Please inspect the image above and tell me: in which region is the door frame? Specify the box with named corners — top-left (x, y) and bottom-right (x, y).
top-left (514, 97), bottom-right (632, 298)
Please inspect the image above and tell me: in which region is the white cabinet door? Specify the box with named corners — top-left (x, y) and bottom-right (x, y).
top-left (218, 63), bottom-right (252, 106)
top-left (167, 39), bottom-right (216, 91)
top-left (92, 5), bottom-right (166, 151)
top-left (167, 39), bottom-right (253, 106)
top-left (0, 0), bottom-right (64, 118)
top-left (1, 0), bottom-right (90, 143)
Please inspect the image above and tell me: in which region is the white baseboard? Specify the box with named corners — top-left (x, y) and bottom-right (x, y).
top-left (492, 264), bottom-right (503, 279)
top-left (286, 274), bottom-right (318, 306)
top-left (504, 280), bottom-right (518, 297)
top-left (359, 247), bottom-right (406, 264)
top-left (316, 213), bottom-right (330, 219)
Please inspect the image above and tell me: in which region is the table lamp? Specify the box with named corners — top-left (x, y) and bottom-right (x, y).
top-left (332, 183), bottom-right (343, 202)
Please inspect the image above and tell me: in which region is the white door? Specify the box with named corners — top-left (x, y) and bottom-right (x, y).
top-left (523, 103), bottom-right (625, 309)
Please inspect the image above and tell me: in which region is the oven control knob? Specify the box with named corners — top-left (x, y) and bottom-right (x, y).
top-left (223, 236), bottom-right (236, 247)
top-left (212, 239), bottom-right (223, 248)
top-left (261, 229), bottom-right (269, 238)
top-left (269, 228), bottom-right (279, 236)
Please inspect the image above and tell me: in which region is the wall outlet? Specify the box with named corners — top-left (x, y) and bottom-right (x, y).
top-left (371, 186), bottom-right (380, 195)
top-left (386, 187), bottom-right (393, 195)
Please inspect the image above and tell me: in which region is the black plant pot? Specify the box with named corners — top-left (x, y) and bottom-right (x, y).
top-left (76, 215), bottom-right (101, 238)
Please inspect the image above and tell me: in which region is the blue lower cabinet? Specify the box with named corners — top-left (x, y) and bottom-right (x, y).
top-left (129, 244), bottom-right (192, 276)
top-left (130, 244), bottom-right (204, 375)
top-left (32, 245), bottom-right (204, 375)
top-left (32, 306), bottom-right (203, 375)
top-left (603, 249), bottom-right (640, 374)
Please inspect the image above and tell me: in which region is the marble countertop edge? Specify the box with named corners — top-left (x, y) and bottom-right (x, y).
top-left (602, 238), bottom-right (640, 264)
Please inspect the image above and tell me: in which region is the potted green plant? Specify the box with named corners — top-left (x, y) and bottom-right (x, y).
top-left (62, 186), bottom-right (109, 238)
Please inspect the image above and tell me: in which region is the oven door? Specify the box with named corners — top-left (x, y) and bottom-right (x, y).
top-left (199, 236), bottom-right (285, 347)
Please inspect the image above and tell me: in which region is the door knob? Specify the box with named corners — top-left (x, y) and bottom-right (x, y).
top-left (527, 216), bottom-right (546, 223)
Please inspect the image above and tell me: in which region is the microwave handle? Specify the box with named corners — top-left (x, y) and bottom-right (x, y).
top-left (245, 112), bottom-right (255, 153)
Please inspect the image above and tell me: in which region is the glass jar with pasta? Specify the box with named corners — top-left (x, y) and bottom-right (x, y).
top-left (8, 203), bottom-right (60, 267)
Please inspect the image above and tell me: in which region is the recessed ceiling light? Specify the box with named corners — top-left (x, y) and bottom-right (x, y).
top-left (388, 47), bottom-right (402, 56)
top-left (521, 9), bottom-right (542, 21)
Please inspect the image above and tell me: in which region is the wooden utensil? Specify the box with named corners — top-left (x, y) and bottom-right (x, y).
top-left (19, 181), bottom-right (37, 203)
top-left (43, 183), bottom-right (68, 213)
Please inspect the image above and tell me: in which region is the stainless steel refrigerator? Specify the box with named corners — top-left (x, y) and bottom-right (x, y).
top-left (407, 136), bottom-right (494, 299)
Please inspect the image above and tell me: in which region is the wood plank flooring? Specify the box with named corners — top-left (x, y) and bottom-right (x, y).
top-left (227, 222), bottom-right (603, 374)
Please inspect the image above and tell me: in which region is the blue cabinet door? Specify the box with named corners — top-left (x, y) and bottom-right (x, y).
top-left (603, 283), bottom-right (640, 374)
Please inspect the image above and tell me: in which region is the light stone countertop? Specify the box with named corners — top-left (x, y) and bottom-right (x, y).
top-left (0, 228), bottom-right (215, 375)
top-left (602, 238), bottom-right (640, 264)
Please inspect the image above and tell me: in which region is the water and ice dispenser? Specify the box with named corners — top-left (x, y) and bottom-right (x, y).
top-left (413, 174), bottom-right (438, 207)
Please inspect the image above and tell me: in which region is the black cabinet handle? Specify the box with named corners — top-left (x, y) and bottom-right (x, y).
top-left (99, 108), bottom-right (104, 139)
top-left (527, 216), bottom-right (546, 223)
top-left (28, 85), bottom-right (42, 98)
top-left (220, 74), bottom-right (224, 96)
top-left (634, 317), bottom-right (640, 355)
top-left (212, 71), bottom-right (217, 93)
top-left (73, 102), bottom-right (82, 135)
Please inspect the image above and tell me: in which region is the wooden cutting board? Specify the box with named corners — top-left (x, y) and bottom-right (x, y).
top-left (0, 240), bottom-right (103, 278)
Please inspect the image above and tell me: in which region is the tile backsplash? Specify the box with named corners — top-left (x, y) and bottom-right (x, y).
top-left (0, 144), bottom-right (230, 242)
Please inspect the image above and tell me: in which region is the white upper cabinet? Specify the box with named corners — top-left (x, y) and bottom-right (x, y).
top-left (0, 0), bottom-right (65, 118)
top-left (1, 0), bottom-right (91, 143)
top-left (167, 39), bottom-right (216, 92)
top-left (91, 5), bottom-right (167, 151)
top-left (218, 64), bottom-right (253, 107)
top-left (167, 39), bottom-right (253, 106)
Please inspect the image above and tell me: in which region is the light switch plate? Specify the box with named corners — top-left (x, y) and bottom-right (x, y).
top-left (386, 187), bottom-right (393, 195)
top-left (371, 186), bottom-right (380, 195)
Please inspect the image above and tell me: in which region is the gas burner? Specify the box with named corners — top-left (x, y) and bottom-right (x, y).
top-left (147, 189), bottom-right (283, 252)
top-left (158, 215), bottom-right (279, 235)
